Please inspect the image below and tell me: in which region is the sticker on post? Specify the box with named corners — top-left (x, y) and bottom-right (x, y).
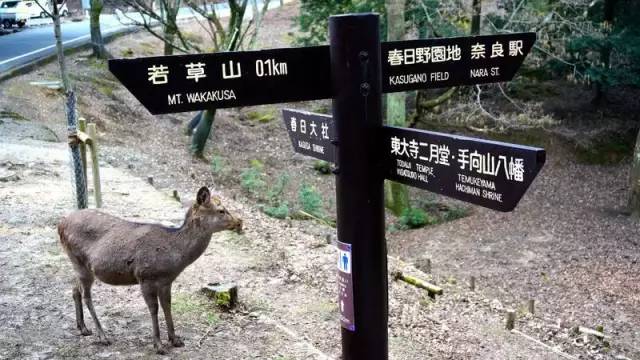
top-left (337, 240), bottom-right (355, 331)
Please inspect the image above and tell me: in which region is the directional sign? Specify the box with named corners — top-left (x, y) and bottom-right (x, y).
top-left (109, 33), bottom-right (534, 115)
top-left (381, 33), bottom-right (536, 93)
top-left (108, 13), bottom-right (543, 359)
top-left (382, 126), bottom-right (545, 212)
top-left (282, 109), bottom-right (335, 163)
top-left (108, 46), bottom-right (331, 114)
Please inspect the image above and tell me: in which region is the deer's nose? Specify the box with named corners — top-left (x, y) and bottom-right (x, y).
top-left (234, 218), bottom-right (243, 234)
top-left (228, 214), bottom-right (243, 234)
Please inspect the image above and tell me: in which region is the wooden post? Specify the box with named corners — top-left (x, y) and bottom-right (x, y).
top-left (505, 310), bottom-right (516, 330)
top-left (527, 299), bottom-right (535, 315)
top-left (78, 117), bottom-right (88, 187)
top-left (330, 14), bottom-right (387, 360)
top-left (423, 258), bottom-right (431, 273)
top-left (469, 276), bottom-right (476, 291)
top-left (86, 123), bottom-right (102, 208)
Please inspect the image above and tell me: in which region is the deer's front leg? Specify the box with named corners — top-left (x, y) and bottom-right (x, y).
top-left (159, 284), bottom-right (184, 347)
top-left (140, 282), bottom-right (166, 354)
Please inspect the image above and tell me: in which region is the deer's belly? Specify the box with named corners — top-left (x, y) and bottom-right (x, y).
top-left (93, 268), bottom-right (138, 285)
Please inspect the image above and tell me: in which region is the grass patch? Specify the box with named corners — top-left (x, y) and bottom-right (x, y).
top-left (183, 31), bottom-right (204, 45)
top-left (172, 292), bottom-right (220, 326)
top-left (247, 110), bottom-right (276, 123)
top-left (120, 48), bottom-right (134, 57)
top-left (393, 197), bottom-right (470, 230)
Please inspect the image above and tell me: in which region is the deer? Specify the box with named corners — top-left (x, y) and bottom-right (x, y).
top-left (57, 187), bottom-right (242, 354)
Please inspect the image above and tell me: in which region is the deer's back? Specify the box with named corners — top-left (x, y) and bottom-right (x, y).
top-left (58, 209), bottom-right (184, 284)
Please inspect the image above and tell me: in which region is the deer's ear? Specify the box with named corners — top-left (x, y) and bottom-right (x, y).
top-left (196, 187), bottom-right (211, 206)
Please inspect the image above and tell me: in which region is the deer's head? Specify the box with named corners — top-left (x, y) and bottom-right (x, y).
top-left (189, 187), bottom-right (242, 233)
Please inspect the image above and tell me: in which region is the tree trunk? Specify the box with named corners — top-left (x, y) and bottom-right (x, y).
top-left (162, 0), bottom-right (180, 55)
top-left (90, 0), bottom-right (106, 58)
top-left (384, 0), bottom-right (410, 216)
top-left (53, 2), bottom-right (87, 208)
top-left (189, 1), bottom-right (248, 156)
top-left (471, 0), bottom-right (481, 35)
top-left (594, 0), bottom-right (617, 104)
top-left (628, 129), bottom-right (640, 216)
top-left (190, 109), bottom-right (216, 157)
top-left (53, 4), bottom-right (70, 91)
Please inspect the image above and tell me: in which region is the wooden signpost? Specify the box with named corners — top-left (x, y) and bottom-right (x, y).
top-left (109, 13), bottom-right (543, 360)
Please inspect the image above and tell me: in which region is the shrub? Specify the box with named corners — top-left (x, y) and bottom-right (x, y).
top-left (298, 183), bottom-right (324, 218)
top-left (313, 160), bottom-right (331, 175)
top-left (263, 202), bottom-right (290, 219)
top-left (267, 173), bottom-right (290, 203)
top-left (240, 166), bottom-right (265, 196)
top-left (398, 207), bottom-right (434, 229)
top-left (443, 206), bottom-right (469, 222)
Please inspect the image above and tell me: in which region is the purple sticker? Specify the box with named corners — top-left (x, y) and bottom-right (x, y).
top-left (337, 240), bottom-right (355, 331)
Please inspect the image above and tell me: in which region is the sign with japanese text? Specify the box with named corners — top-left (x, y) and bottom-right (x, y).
top-left (108, 46), bottom-right (331, 114)
top-left (382, 33), bottom-right (535, 93)
top-left (282, 109), bottom-right (335, 163)
top-left (382, 126), bottom-right (545, 212)
top-left (109, 33), bottom-right (534, 115)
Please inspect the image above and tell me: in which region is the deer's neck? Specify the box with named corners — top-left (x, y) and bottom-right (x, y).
top-left (174, 222), bottom-right (215, 267)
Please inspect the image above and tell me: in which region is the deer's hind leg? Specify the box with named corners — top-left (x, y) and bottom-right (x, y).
top-left (72, 279), bottom-right (92, 336)
top-left (76, 266), bottom-right (111, 345)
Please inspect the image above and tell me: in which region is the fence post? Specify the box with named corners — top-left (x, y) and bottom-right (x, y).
top-left (86, 123), bottom-right (102, 208)
top-left (78, 117), bottom-right (88, 184)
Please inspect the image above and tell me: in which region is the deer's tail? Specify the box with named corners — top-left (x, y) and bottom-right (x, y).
top-left (58, 217), bottom-right (71, 253)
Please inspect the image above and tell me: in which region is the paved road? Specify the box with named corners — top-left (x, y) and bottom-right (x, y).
top-left (0, 2), bottom-right (279, 74)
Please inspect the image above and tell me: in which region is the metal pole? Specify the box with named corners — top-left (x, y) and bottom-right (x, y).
top-left (330, 13), bottom-right (388, 360)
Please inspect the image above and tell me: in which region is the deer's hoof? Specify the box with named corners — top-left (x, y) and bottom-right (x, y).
top-left (155, 344), bottom-right (169, 355)
top-left (97, 336), bottom-right (112, 346)
top-left (79, 327), bottom-right (92, 336)
top-left (170, 336), bottom-right (185, 348)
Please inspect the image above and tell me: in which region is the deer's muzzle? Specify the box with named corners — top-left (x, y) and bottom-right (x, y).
top-left (229, 216), bottom-right (243, 234)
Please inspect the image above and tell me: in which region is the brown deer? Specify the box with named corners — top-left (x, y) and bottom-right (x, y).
top-left (58, 187), bottom-right (242, 354)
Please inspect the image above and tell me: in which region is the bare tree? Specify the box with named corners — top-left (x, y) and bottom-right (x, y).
top-left (34, 0), bottom-right (88, 208)
top-left (110, 0), bottom-right (272, 157)
top-left (90, 0), bottom-right (107, 58)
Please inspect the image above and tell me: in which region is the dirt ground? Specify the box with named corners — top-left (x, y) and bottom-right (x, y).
top-left (0, 2), bottom-right (639, 360)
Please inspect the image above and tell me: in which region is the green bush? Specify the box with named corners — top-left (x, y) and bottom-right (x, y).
top-left (298, 184), bottom-right (324, 218)
top-left (398, 207), bottom-right (434, 229)
top-left (267, 173), bottom-right (290, 203)
top-left (313, 160), bottom-right (331, 175)
top-left (240, 166), bottom-right (265, 196)
top-left (263, 202), bottom-right (290, 219)
top-left (443, 206), bottom-right (469, 222)
top-left (262, 173), bottom-right (291, 219)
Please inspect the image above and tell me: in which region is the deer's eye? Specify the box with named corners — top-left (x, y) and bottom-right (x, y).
top-left (218, 209), bottom-right (225, 214)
